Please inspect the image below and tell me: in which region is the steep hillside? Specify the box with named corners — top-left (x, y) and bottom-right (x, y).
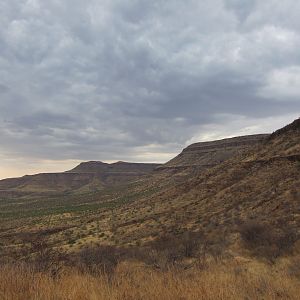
top-left (144, 134), bottom-right (270, 193)
top-left (88, 118), bottom-right (299, 247)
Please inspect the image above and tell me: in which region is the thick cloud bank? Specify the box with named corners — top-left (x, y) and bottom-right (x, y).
top-left (0, 0), bottom-right (300, 177)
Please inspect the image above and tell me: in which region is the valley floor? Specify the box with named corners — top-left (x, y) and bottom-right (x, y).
top-left (1, 257), bottom-right (300, 300)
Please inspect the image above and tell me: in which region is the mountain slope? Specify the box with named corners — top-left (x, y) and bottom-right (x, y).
top-left (100, 118), bottom-right (300, 246)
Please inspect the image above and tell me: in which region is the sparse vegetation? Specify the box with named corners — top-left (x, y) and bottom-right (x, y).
top-left (0, 119), bottom-right (299, 298)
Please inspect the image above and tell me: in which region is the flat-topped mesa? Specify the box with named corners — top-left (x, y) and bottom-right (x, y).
top-left (67, 161), bottom-right (108, 173)
top-left (163, 134), bottom-right (269, 169)
top-left (186, 134), bottom-right (269, 150)
top-left (107, 161), bottom-right (161, 173)
top-left (67, 161), bottom-right (161, 174)
top-left (0, 161), bottom-right (161, 195)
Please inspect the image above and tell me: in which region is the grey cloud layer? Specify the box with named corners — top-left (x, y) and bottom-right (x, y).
top-left (0, 0), bottom-right (300, 163)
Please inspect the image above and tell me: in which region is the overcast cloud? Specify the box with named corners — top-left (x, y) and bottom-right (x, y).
top-left (1, 0), bottom-right (300, 178)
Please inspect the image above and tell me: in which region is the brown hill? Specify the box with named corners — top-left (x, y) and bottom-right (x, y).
top-left (68, 161), bottom-right (160, 174)
top-left (0, 161), bottom-right (161, 196)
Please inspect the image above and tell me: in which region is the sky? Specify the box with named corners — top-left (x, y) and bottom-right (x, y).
top-left (1, 0), bottom-right (300, 179)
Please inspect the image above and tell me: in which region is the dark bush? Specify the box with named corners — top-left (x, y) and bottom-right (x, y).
top-left (239, 220), bottom-right (298, 262)
top-left (137, 231), bottom-right (206, 269)
top-left (19, 234), bottom-right (68, 277)
top-left (78, 245), bottom-right (120, 275)
top-left (240, 221), bottom-right (269, 248)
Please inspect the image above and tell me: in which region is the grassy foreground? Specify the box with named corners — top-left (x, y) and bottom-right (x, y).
top-left (1, 258), bottom-right (300, 300)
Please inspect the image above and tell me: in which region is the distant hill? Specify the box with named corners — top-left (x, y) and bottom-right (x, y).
top-left (0, 161), bottom-right (161, 196)
top-left (0, 135), bottom-right (269, 197)
top-left (0, 134), bottom-right (270, 197)
top-left (67, 161), bottom-right (160, 174)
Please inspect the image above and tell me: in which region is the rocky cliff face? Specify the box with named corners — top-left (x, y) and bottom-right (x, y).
top-left (162, 134), bottom-right (269, 170)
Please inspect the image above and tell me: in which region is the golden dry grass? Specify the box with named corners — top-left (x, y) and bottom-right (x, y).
top-left (1, 258), bottom-right (300, 300)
